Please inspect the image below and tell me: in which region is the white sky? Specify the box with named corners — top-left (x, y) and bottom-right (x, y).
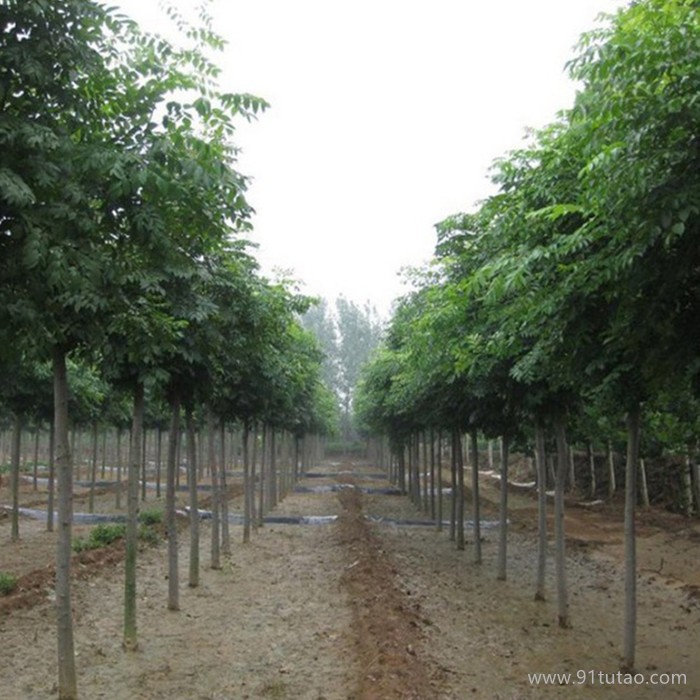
top-left (112, 0), bottom-right (629, 314)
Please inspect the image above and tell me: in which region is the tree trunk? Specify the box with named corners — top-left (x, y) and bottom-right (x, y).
top-left (166, 394), bottom-right (181, 611)
top-left (568, 446), bottom-right (576, 493)
top-left (208, 411), bottom-right (221, 570)
top-left (588, 443), bottom-right (597, 500)
top-left (257, 424), bottom-right (265, 525)
top-left (436, 431), bottom-right (443, 532)
top-left (155, 425), bottom-right (163, 499)
top-left (470, 429), bottom-right (481, 565)
top-left (269, 428), bottom-right (277, 509)
top-left (607, 440), bottom-right (616, 500)
top-left (534, 420), bottom-right (547, 602)
top-left (10, 413), bottom-right (21, 541)
top-left (455, 430), bottom-right (465, 551)
top-left (124, 381), bottom-right (144, 651)
top-left (243, 423), bottom-right (252, 543)
top-left (88, 421), bottom-right (98, 514)
top-left (496, 435), bottom-right (510, 581)
top-left (141, 428), bottom-right (147, 503)
top-left (622, 405), bottom-right (641, 671)
top-left (554, 413), bottom-right (570, 628)
top-left (639, 457), bottom-right (650, 509)
top-left (115, 427), bottom-right (123, 510)
top-left (53, 347), bottom-right (77, 700)
top-left (185, 406), bottom-right (199, 588)
top-left (32, 427), bottom-right (40, 491)
top-left (47, 421), bottom-right (55, 533)
top-left (449, 435), bottom-right (457, 542)
top-left (689, 446), bottom-right (700, 515)
top-left (429, 429), bottom-right (436, 521)
top-left (219, 424), bottom-right (231, 555)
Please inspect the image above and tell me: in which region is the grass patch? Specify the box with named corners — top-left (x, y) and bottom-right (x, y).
top-left (0, 572), bottom-right (19, 596)
top-left (73, 523), bottom-right (126, 552)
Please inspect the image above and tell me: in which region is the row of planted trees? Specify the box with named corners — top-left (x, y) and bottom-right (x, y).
top-left (0, 1), bottom-right (336, 698)
top-left (355, 0), bottom-right (700, 674)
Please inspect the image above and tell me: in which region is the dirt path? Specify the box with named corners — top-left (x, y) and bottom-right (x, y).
top-left (1, 461), bottom-right (699, 699)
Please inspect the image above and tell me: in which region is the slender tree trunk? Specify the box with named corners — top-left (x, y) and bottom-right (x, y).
top-left (497, 435), bottom-right (510, 581)
top-left (455, 430), bottom-right (465, 551)
top-left (607, 440), bottom-right (616, 500)
top-left (88, 421), bottom-right (98, 514)
top-left (588, 443), bottom-right (597, 500)
top-left (166, 395), bottom-right (181, 611)
top-left (470, 429), bottom-right (481, 565)
top-left (449, 435), bottom-right (457, 542)
top-left (32, 427), bottom-right (40, 491)
top-left (208, 411), bottom-right (221, 570)
top-left (436, 431), bottom-right (443, 532)
top-left (219, 424), bottom-right (231, 555)
top-left (688, 446), bottom-right (700, 515)
top-left (47, 421), bottom-right (55, 532)
top-left (256, 424), bottom-right (264, 527)
top-left (155, 425), bottom-right (163, 500)
top-left (639, 457), bottom-right (650, 509)
top-left (534, 420), bottom-right (547, 601)
top-left (185, 406), bottom-right (199, 588)
top-left (568, 446), bottom-right (576, 493)
top-left (124, 381), bottom-right (144, 651)
top-left (622, 405), bottom-right (641, 671)
top-left (115, 427), bottom-right (123, 510)
top-left (243, 423), bottom-right (252, 543)
top-left (100, 427), bottom-right (107, 480)
top-left (53, 348), bottom-right (77, 700)
top-left (554, 413), bottom-right (570, 628)
top-left (269, 428), bottom-right (277, 509)
top-left (429, 429), bottom-right (436, 521)
top-left (141, 428), bottom-right (147, 503)
top-left (10, 413), bottom-right (21, 542)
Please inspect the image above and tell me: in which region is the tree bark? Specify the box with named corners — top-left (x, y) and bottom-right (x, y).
top-left (10, 413), bottom-right (21, 542)
top-left (534, 420), bottom-right (547, 601)
top-left (123, 380), bottom-right (144, 651)
top-left (47, 421), bottom-right (55, 533)
top-left (88, 421), bottom-right (98, 514)
top-left (588, 443), bottom-right (597, 500)
top-left (436, 431), bottom-right (443, 532)
top-left (32, 427), bottom-right (40, 491)
top-left (554, 413), bottom-right (570, 628)
top-left (155, 425), bottom-right (163, 499)
top-left (639, 457), bottom-right (650, 509)
top-left (166, 394), bottom-right (181, 611)
top-left (115, 427), bottom-right (123, 510)
top-left (243, 423), bottom-right (252, 543)
top-left (496, 435), bottom-right (510, 581)
top-left (689, 446), bottom-right (700, 515)
top-left (185, 406), bottom-right (199, 588)
top-left (470, 429), bottom-right (481, 565)
top-left (607, 440), bottom-right (616, 500)
top-left (207, 411), bottom-right (221, 570)
top-left (455, 430), bottom-right (465, 551)
top-left (257, 424), bottom-right (265, 525)
top-left (449, 434), bottom-right (457, 542)
top-left (53, 348), bottom-right (77, 700)
top-left (219, 424), bottom-right (231, 555)
top-left (269, 428), bottom-right (277, 509)
top-left (622, 405), bottom-right (641, 671)
top-left (429, 429), bottom-right (436, 521)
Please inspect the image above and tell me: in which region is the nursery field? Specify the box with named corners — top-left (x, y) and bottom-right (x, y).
top-left (1, 461), bottom-right (699, 699)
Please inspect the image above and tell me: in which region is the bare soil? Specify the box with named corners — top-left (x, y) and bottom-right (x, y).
top-left (1, 461), bottom-right (699, 699)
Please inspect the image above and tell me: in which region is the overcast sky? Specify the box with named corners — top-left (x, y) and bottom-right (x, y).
top-left (113, 0), bottom-right (629, 314)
